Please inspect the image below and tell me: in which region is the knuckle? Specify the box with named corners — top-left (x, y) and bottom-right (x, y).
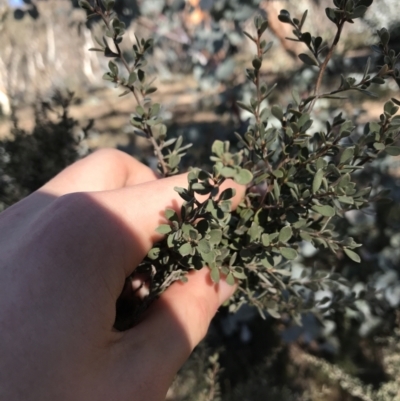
top-left (53, 191), bottom-right (92, 214)
top-left (46, 192), bottom-right (100, 230)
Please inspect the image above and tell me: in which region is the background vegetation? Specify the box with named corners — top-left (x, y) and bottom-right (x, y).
top-left (1, 0), bottom-right (400, 400)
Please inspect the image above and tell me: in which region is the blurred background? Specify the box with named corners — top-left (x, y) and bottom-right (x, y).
top-left (1, 0), bottom-right (400, 400)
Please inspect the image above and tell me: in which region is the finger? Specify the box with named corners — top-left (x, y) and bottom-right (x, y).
top-left (90, 174), bottom-right (245, 272)
top-left (116, 268), bottom-right (235, 393)
top-left (40, 148), bottom-right (158, 197)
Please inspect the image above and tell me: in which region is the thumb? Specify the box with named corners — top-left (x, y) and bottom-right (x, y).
top-left (116, 268), bottom-right (235, 395)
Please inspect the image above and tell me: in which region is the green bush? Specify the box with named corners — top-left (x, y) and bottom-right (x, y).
top-left (0, 90), bottom-right (91, 209)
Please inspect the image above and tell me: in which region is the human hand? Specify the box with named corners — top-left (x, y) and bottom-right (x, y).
top-left (0, 149), bottom-right (244, 401)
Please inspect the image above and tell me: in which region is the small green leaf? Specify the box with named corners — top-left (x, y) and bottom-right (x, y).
top-left (243, 31), bottom-right (256, 42)
top-left (208, 230), bottom-right (222, 245)
top-left (179, 243), bottom-right (192, 256)
top-left (150, 103), bottom-right (161, 117)
top-left (156, 224), bottom-right (172, 235)
top-left (212, 140), bottom-right (224, 156)
top-left (262, 233), bottom-right (270, 246)
top-left (297, 113), bottom-right (310, 128)
top-left (118, 90), bottom-right (130, 97)
top-left (158, 124), bottom-right (167, 139)
top-left (273, 181), bottom-right (280, 199)
top-left (279, 226), bottom-right (293, 243)
top-left (248, 222), bottom-right (262, 241)
top-left (252, 57), bottom-right (262, 70)
top-left (259, 19), bottom-right (269, 34)
top-left (210, 267), bottom-right (220, 283)
top-left (371, 76), bottom-right (385, 85)
top-left (229, 253), bottom-right (237, 267)
top-left (267, 308), bottom-right (281, 319)
top-left (280, 247), bottom-right (298, 260)
top-left (165, 208), bottom-right (179, 222)
top-left (271, 105), bottom-right (283, 121)
top-left (189, 229), bottom-right (198, 241)
top-left (220, 200), bottom-right (231, 213)
top-left (145, 87), bottom-right (158, 95)
top-left (220, 167), bottom-right (236, 178)
top-left (325, 7), bottom-right (337, 23)
top-left (168, 153), bottom-right (180, 169)
top-left (350, 5), bottom-right (368, 19)
top-left (226, 273), bottom-right (235, 286)
top-left (106, 0), bottom-right (115, 11)
top-left (232, 269), bottom-right (247, 280)
top-left (197, 239), bottom-right (211, 254)
top-left (312, 205), bottom-right (335, 217)
top-left (378, 29), bottom-right (390, 46)
top-left (128, 72), bottom-right (137, 85)
top-left (273, 169), bottom-right (284, 178)
top-left (340, 147), bottom-right (354, 164)
top-left (298, 53), bottom-right (318, 66)
top-left (136, 105), bottom-right (145, 116)
top-left (278, 10), bottom-right (292, 24)
top-left (236, 101), bottom-right (254, 114)
top-left (344, 248), bottom-right (361, 263)
top-left (292, 89), bottom-right (301, 105)
top-left (312, 169), bottom-right (324, 194)
top-left (146, 118), bottom-right (162, 126)
top-left (254, 15), bottom-right (263, 29)
top-left (300, 231), bottom-right (312, 241)
top-left (337, 196), bottom-right (354, 205)
top-left (373, 142), bottom-right (385, 151)
top-left (300, 32), bottom-right (312, 46)
top-left (79, 0), bottom-right (92, 10)
top-left (384, 100), bottom-right (398, 116)
top-left (234, 169), bottom-right (253, 185)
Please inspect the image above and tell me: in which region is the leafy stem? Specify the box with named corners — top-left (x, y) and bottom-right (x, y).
top-left (254, 34), bottom-right (262, 125)
top-left (309, 19), bottom-right (346, 111)
top-left (86, 0), bottom-right (170, 176)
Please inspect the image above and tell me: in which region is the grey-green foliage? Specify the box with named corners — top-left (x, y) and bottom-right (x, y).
top-left (171, 342), bottom-right (305, 401)
top-left (169, 346), bottom-right (222, 401)
top-left (80, 0), bottom-right (400, 325)
top-left (291, 327), bottom-right (400, 401)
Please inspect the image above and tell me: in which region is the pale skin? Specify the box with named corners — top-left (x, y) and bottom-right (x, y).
top-left (0, 149), bottom-right (244, 401)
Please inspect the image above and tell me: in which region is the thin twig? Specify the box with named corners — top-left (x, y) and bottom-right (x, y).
top-left (92, 1), bottom-right (169, 176)
top-left (308, 20), bottom-right (345, 112)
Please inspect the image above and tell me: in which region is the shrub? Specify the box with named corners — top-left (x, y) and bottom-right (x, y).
top-left (0, 90), bottom-right (91, 209)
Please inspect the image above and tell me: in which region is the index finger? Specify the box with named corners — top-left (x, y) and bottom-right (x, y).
top-left (41, 148), bottom-right (158, 197)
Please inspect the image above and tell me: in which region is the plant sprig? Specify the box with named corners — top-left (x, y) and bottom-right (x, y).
top-left (278, 0), bottom-right (381, 111)
top-left (79, 0), bottom-right (192, 177)
top-left (79, 0), bottom-right (400, 327)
